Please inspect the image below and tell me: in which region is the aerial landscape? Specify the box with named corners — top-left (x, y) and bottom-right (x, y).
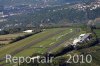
top-left (0, 0), bottom-right (100, 66)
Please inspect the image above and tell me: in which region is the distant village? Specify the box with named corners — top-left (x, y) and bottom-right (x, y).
top-left (71, 0), bottom-right (100, 10)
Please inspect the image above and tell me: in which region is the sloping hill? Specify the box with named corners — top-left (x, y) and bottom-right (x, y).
top-left (0, 0), bottom-right (37, 5)
top-left (0, 0), bottom-right (95, 5)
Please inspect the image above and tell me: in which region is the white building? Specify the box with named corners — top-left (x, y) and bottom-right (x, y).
top-left (0, 29), bottom-right (2, 31)
top-left (23, 30), bottom-right (33, 33)
top-left (0, 12), bottom-right (7, 22)
top-left (72, 33), bottom-right (92, 46)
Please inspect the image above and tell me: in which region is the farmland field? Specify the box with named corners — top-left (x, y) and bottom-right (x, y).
top-left (0, 33), bottom-right (30, 44)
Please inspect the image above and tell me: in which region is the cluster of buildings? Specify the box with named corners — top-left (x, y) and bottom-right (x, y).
top-left (0, 12), bottom-right (7, 22)
top-left (72, 33), bottom-right (92, 46)
top-left (71, 0), bottom-right (100, 11)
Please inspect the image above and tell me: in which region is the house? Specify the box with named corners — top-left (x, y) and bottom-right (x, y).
top-left (72, 33), bottom-right (92, 46)
top-left (23, 30), bottom-right (33, 33)
top-left (0, 29), bottom-right (2, 31)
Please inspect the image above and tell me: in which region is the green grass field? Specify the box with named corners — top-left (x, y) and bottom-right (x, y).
top-left (0, 28), bottom-right (78, 66)
top-left (0, 28), bottom-right (64, 58)
top-left (15, 28), bottom-right (73, 57)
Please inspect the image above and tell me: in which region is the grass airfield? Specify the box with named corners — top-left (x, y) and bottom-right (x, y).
top-left (0, 28), bottom-right (78, 66)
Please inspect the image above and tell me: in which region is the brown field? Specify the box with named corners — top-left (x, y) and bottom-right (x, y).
top-left (0, 33), bottom-right (28, 44)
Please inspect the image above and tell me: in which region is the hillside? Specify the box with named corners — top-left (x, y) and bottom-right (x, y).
top-left (0, 0), bottom-right (95, 5)
top-left (0, 0), bottom-right (37, 5)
